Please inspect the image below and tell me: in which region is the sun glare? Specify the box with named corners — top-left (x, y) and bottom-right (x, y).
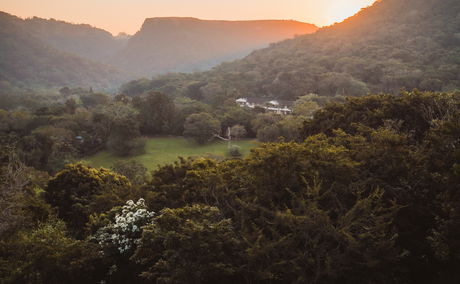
top-left (324, 1), bottom-right (372, 26)
top-left (331, 7), bottom-right (362, 23)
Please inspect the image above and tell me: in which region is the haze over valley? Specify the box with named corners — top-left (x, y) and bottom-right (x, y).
top-left (0, 11), bottom-right (317, 90)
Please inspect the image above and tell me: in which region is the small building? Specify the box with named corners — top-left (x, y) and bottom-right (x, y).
top-left (236, 98), bottom-right (294, 115)
top-left (75, 135), bottom-right (84, 143)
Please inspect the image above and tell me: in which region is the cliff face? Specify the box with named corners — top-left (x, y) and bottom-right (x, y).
top-left (113, 17), bottom-right (318, 76)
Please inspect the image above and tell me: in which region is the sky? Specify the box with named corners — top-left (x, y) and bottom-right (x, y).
top-left (1, 0), bottom-right (377, 35)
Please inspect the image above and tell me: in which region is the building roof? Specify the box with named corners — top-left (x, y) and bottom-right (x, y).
top-left (243, 97), bottom-right (294, 107)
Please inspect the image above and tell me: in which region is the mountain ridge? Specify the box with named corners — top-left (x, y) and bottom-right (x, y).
top-left (22, 16), bottom-right (127, 64)
top-left (0, 12), bottom-right (319, 90)
top-left (0, 11), bottom-right (126, 92)
top-left (131, 0), bottom-right (459, 101)
top-left (113, 17), bottom-right (318, 76)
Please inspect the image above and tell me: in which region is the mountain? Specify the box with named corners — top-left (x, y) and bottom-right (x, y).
top-left (129, 0), bottom-right (460, 101)
top-left (0, 13), bottom-right (317, 90)
top-left (0, 12), bottom-right (126, 91)
top-left (22, 17), bottom-right (128, 64)
top-left (113, 17), bottom-right (318, 76)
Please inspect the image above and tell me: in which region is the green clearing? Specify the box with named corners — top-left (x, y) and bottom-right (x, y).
top-left (82, 137), bottom-right (259, 171)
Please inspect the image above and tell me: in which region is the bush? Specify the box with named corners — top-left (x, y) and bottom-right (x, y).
top-left (228, 145), bottom-right (242, 157)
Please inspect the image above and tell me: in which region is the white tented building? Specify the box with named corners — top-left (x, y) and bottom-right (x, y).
top-left (236, 98), bottom-right (293, 115)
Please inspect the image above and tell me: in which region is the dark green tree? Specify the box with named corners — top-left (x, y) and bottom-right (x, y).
top-left (132, 91), bottom-right (175, 135)
top-left (0, 220), bottom-right (105, 284)
top-left (45, 163), bottom-right (133, 237)
top-left (183, 112), bottom-right (221, 144)
top-left (134, 205), bottom-right (243, 284)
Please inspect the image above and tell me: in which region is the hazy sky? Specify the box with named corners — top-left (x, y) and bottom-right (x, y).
top-left (1, 0), bottom-right (377, 35)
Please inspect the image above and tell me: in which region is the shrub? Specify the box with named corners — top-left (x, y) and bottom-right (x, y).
top-left (228, 145), bottom-right (242, 157)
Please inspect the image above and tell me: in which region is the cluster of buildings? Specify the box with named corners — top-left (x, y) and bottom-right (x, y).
top-left (235, 98), bottom-right (293, 114)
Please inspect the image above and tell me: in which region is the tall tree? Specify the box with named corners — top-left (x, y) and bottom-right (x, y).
top-left (132, 91), bottom-right (175, 135)
top-left (45, 163), bottom-right (133, 237)
top-left (183, 112), bottom-right (221, 144)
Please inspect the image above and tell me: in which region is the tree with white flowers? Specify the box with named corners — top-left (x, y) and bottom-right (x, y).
top-left (94, 198), bottom-right (154, 254)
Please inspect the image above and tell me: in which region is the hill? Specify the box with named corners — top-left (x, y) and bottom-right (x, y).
top-left (113, 17), bottom-right (318, 76)
top-left (22, 17), bottom-right (128, 64)
top-left (0, 12), bottom-right (126, 91)
top-left (126, 0), bottom-right (460, 101)
top-left (0, 13), bottom-right (317, 90)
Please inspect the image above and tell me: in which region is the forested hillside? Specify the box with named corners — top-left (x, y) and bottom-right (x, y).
top-left (23, 17), bottom-right (128, 63)
top-left (125, 0), bottom-right (460, 101)
top-left (0, 12), bottom-right (318, 90)
top-left (114, 17), bottom-right (318, 76)
top-left (0, 12), bottom-right (126, 91)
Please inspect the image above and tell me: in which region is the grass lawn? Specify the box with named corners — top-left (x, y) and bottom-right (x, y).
top-left (82, 136), bottom-right (259, 171)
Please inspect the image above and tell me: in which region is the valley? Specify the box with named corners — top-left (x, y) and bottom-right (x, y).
top-left (1, 0), bottom-right (460, 283)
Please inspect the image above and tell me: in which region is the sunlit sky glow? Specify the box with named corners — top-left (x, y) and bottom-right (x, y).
top-left (1, 0), bottom-right (377, 35)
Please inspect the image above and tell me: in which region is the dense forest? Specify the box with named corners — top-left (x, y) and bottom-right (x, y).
top-left (1, 0), bottom-right (460, 283)
top-left (122, 0), bottom-right (460, 101)
top-left (1, 90), bottom-right (460, 283)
